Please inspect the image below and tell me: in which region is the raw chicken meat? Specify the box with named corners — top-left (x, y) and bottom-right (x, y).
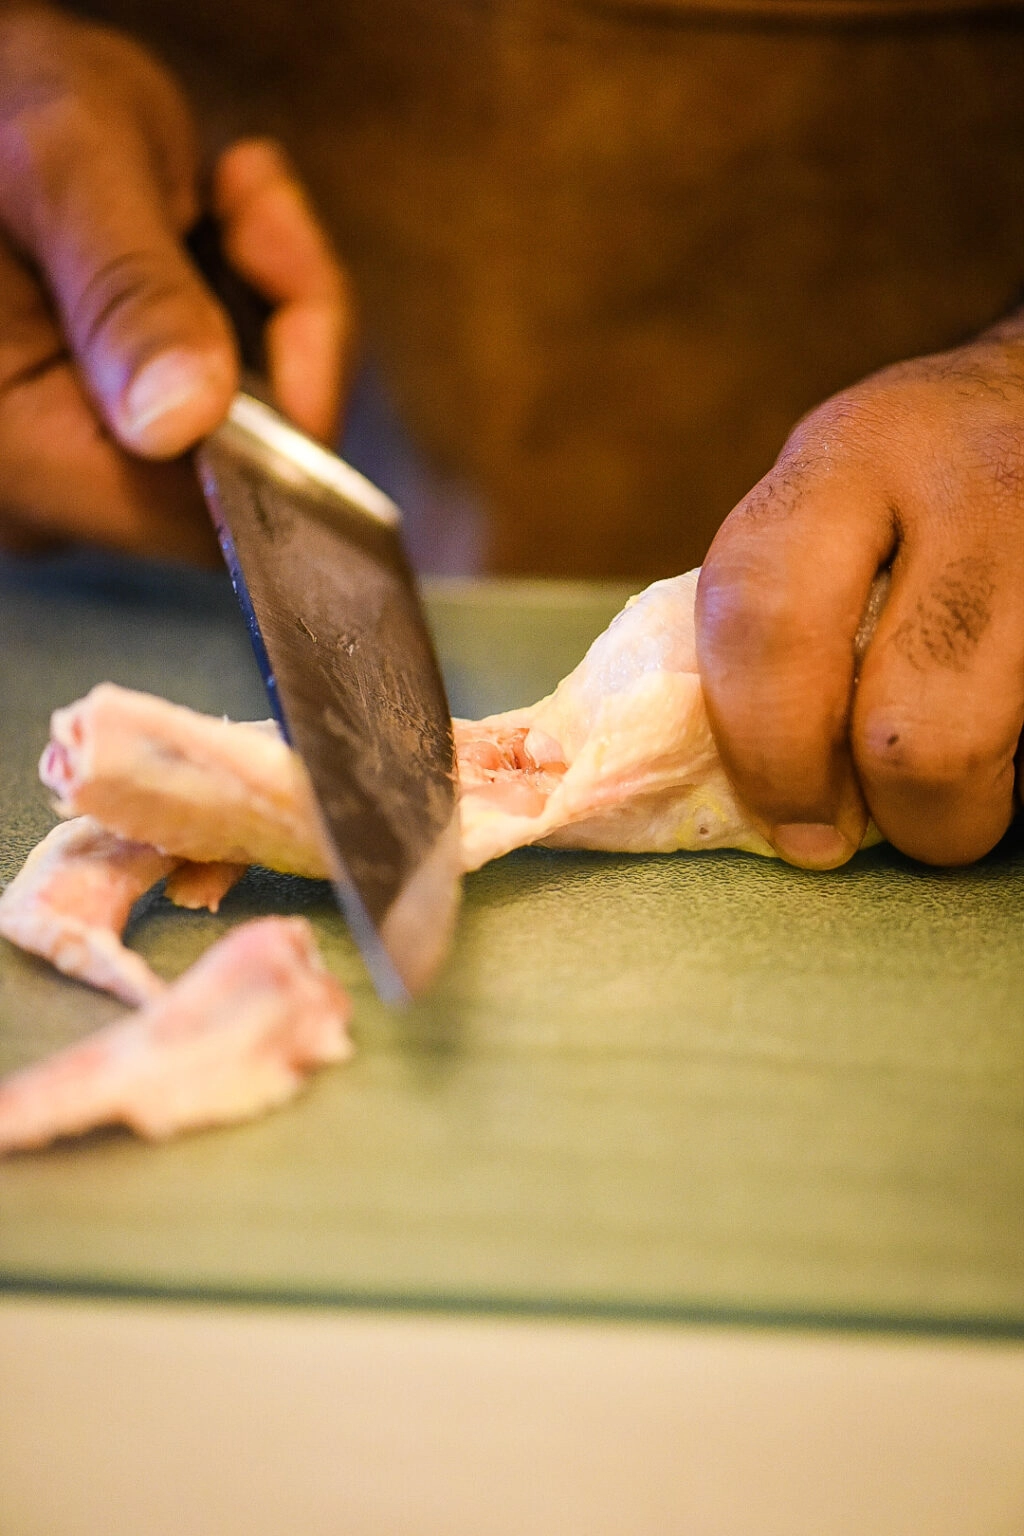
top-left (0, 916), bottom-right (353, 1152)
top-left (38, 572), bottom-right (791, 884)
top-left (0, 819), bottom-right (175, 1006)
top-left (41, 683), bottom-right (329, 876)
top-left (163, 858), bottom-right (247, 911)
top-left (454, 570), bottom-right (777, 869)
top-left (0, 817), bottom-right (244, 1005)
top-left (0, 568), bottom-right (887, 1152)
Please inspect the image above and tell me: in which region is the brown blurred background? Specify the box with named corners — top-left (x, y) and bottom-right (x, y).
top-left (64, 0), bottom-right (1024, 578)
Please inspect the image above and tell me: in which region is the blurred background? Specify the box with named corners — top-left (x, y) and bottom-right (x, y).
top-left (63, 0), bottom-right (1024, 577)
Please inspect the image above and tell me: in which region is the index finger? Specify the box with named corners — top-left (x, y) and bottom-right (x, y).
top-left (213, 139), bottom-right (355, 442)
top-left (695, 435), bottom-right (893, 867)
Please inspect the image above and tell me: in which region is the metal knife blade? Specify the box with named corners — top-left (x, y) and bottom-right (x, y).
top-left (196, 394), bottom-right (461, 1005)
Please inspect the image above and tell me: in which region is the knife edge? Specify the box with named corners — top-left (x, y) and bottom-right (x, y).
top-left (196, 393), bottom-right (461, 1004)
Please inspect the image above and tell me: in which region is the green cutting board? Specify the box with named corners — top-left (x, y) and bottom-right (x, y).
top-left (0, 552), bottom-right (1021, 1335)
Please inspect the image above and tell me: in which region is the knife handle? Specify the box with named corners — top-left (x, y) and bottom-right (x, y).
top-left (186, 212), bottom-right (272, 380)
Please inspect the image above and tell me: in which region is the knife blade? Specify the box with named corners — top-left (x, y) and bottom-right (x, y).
top-left (188, 221), bottom-right (461, 1004)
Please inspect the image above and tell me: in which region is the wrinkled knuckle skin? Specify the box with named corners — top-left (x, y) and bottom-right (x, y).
top-left (781, 386), bottom-right (888, 466)
top-left (785, 390), bottom-right (861, 448)
top-left (719, 398), bottom-right (888, 543)
top-left (728, 463), bottom-right (807, 530)
top-left (69, 250), bottom-right (186, 353)
top-left (971, 422), bottom-right (1024, 507)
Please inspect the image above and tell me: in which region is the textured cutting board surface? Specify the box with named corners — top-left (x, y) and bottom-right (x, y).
top-left (0, 552), bottom-right (1021, 1334)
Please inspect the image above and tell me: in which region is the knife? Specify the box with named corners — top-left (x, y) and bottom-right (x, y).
top-left (187, 217), bottom-right (461, 1005)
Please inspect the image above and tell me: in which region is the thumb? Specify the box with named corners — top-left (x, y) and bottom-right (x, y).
top-left (56, 189), bottom-right (237, 458)
top-left (3, 125), bottom-right (237, 457)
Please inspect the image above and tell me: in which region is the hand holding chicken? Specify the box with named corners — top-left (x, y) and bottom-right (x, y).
top-left (696, 322), bottom-right (1024, 871)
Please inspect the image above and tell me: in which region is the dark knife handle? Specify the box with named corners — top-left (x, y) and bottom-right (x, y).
top-left (186, 212), bottom-right (272, 380)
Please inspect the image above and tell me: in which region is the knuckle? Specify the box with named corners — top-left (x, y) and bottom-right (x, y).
top-left (0, 93), bottom-right (120, 248)
top-left (780, 388), bottom-right (881, 467)
top-left (785, 389), bottom-right (861, 446)
top-left (70, 250), bottom-right (186, 351)
top-left (967, 422), bottom-right (1024, 504)
top-left (0, 15), bottom-right (103, 163)
top-left (727, 464), bottom-right (808, 530)
top-left (725, 395), bottom-right (884, 535)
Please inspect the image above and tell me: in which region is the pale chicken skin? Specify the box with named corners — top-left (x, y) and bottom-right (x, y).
top-left (0, 817), bottom-right (243, 1005)
top-left (0, 917), bottom-right (353, 1153)
top-left (454, 570), bottom-right (777, 870)
top-left (0, 818), bottom-right (184, 1006)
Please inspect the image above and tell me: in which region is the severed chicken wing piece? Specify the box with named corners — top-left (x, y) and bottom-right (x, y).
top-left (0, 818), bottom-right (247, 1005)
top-left (0, 916), bottom-right (353, 1153)
top-left (0, 818), bottom-right (176, 1005)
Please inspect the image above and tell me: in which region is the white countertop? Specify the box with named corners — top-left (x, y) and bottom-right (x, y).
top-left (3, 1296), bottom-right (1023, 1536)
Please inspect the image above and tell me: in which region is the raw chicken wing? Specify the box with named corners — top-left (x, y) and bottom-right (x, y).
top-left (37, 574), bottom-right (779, 882)
top-left (36, 573), bottom-right (877, 891)
top-left (0, 916), bottom-right (353, 1152)
top-left (0, 818), bottom-right (247, 1004)
top-left (455, 571), bottom-right (776, 870)
top-left (0, 819), bottom-right (175, 1005)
